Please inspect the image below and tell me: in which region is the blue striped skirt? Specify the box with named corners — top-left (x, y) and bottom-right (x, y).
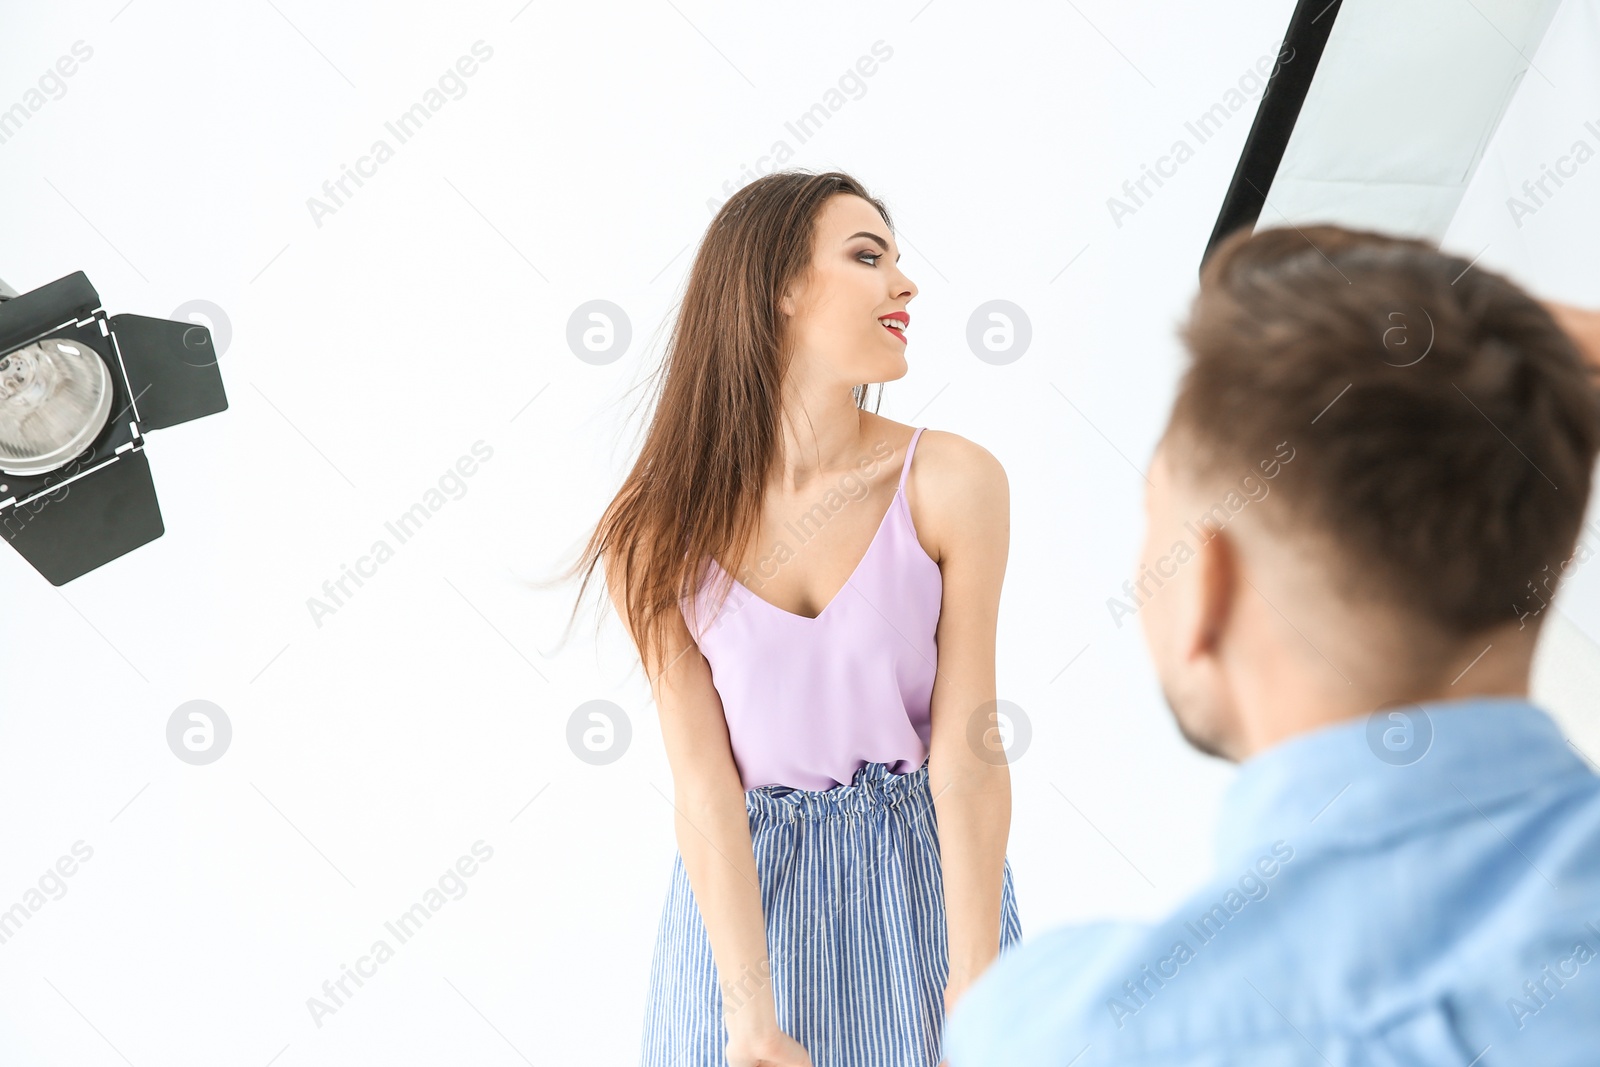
top-left (639, 758), bottom-right (1024, 1066)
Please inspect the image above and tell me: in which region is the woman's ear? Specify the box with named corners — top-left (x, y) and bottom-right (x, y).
top-left (779, 267), bottom-right (811, 319)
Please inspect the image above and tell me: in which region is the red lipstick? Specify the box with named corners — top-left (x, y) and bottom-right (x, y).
top-left (879, 310), bottom-right (909, 343)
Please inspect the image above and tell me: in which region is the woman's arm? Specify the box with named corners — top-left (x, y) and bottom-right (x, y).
top-left (1543, 299), bottom-right (1600, 375)
top-left (918, 433), bottom-right (1014, 1010)
top-left (605, 558), bottom-right (810, 1065)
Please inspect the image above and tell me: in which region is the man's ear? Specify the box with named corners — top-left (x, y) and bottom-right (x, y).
top-left (1181, 522), bottom-right (1237, 662)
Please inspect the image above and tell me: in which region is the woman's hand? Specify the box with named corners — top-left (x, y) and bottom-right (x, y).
top-left (944, 953), bottom-right (994, 1014)
top-left (943, 974), bottom-right (976, 1017)
top-left (936, 963), bottom-right (986, 1066)
top-left (725, 1027), bottom-right (815, 1067)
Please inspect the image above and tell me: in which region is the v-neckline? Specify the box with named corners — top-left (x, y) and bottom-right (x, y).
top-left (711, 485), bottom-right (904, 623)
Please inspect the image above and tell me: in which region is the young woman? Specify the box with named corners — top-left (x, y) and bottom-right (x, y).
top-left (567, 170), bottom-right (1022, 1066)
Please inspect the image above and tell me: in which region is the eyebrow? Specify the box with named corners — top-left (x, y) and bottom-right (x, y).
top-left (847, 231), bottom-right (902, 261)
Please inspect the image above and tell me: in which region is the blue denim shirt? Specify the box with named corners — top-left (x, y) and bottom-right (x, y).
top-left (942, 696), bottom-right (1600, 1066)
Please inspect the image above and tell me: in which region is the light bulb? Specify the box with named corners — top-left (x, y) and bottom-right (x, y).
top-left (0, 337), bottom-right (114, 476)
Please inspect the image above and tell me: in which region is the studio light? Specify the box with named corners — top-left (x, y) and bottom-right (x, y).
top-left (0, 271), bottom-right (228, 585)
top-left (1205, 0), bottom-right (1565, 264)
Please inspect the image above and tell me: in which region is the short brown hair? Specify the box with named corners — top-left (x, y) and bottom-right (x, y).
top-left (1170, 223), bottom-right (1600, 639)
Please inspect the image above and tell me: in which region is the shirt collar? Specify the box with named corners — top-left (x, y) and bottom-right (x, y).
top-left (1213, 694), bottom-right (1593, 871)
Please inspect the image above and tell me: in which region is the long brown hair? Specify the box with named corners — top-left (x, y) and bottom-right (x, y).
top-left (556, 170), bottom-right (895, 676)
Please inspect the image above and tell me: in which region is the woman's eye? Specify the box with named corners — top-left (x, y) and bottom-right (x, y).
top-left (858, 251), bottom-right (881, 266)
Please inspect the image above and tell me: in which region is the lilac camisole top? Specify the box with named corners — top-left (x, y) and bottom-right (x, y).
top-left (679, 426), bottom-right (943, 792)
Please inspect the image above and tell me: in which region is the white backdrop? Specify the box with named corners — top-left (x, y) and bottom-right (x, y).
top-left (1, 1), bottom-right (1597, 1063)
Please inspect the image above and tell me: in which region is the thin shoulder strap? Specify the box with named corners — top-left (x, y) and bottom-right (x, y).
top-left (898, 426), bottom-right (925, 493)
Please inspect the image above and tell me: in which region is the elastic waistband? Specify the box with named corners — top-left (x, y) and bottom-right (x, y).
top-left (746, 759), bottom-right (931, 821)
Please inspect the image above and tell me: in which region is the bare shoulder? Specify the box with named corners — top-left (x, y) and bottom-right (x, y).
top-left (904, 428), bottom-right (1009, 565)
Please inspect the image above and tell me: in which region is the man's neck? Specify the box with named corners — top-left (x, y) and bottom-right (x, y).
top-left (1236, 640), bottom-right (1535, 760)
